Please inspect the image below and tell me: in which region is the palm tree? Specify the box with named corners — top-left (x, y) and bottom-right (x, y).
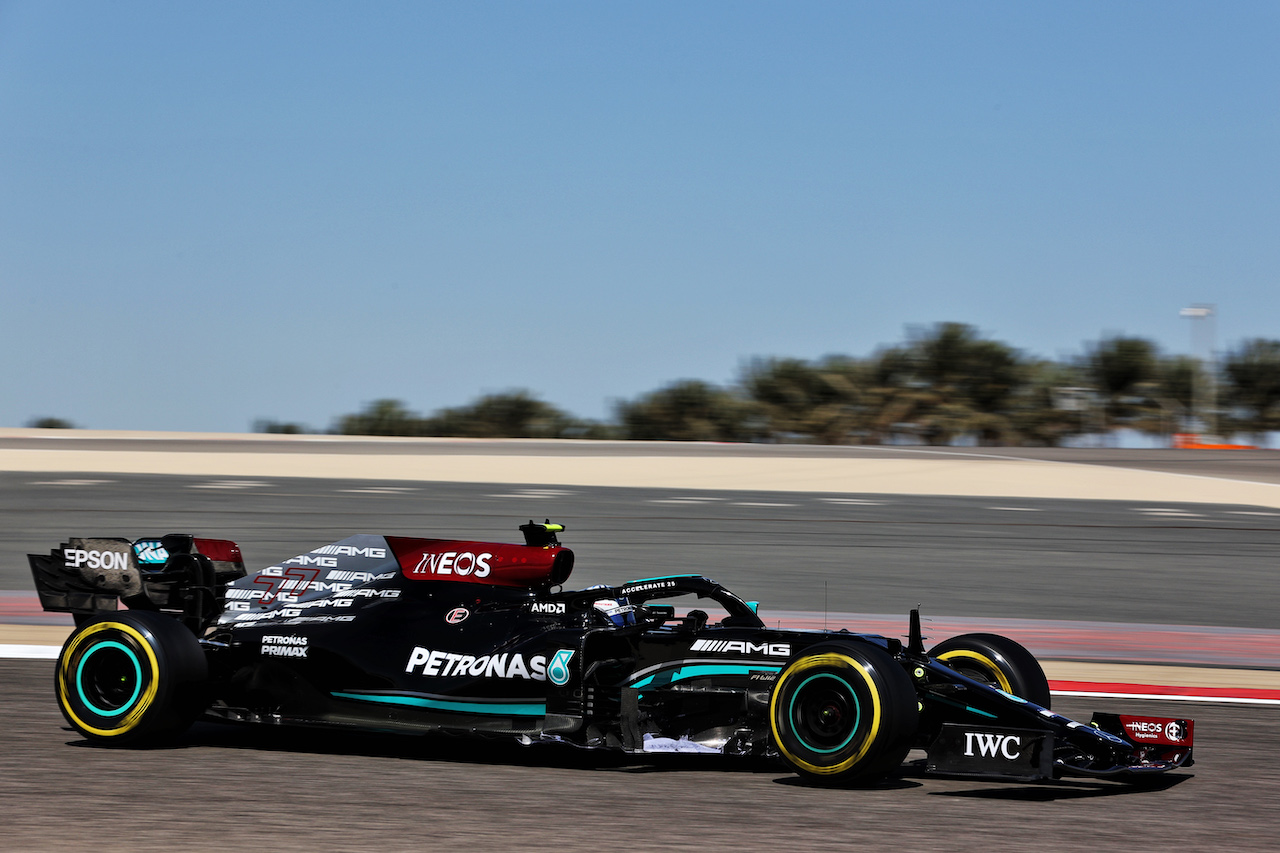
top-left (616, 380), bottom-right (759, 442)
top-left (1007, 361), bottom-right (1088, 447)
top-left (1223, 339), bottom-right (1280, 444)
top-left (425, 391), bottom-right (575, 439)
top-left (740, 356), bottom-right (869, 444)
top-left (1084, 336), bottom-right (1159, 439)
top-left (337, 399), bottom-right (425, 435)
top-left (869, 323), bottom-right (1023, 445)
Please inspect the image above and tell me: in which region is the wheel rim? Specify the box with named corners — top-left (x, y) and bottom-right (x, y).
top-left (76, 640), bottom-right (144, 717)
top-left (936, 649), bottom-right (1013, 694)
top-left (770, 651), bottom-right (889, 776)
top-left (788, 673), bottom-right (862, 754)
top-left (58, 620), bottom-right (162, 737)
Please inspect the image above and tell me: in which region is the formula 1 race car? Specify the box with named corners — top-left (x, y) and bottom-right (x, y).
top-left (29, 522), bottom-right (1194, 785)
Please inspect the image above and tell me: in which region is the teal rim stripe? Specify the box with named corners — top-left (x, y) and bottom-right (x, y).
top-left (77, 640), bottom-right (142, 718)
top-left (790, 673), bottom-right (860, 754)
top-left (629, 663), bottom-right (780, 689)
top-left (332, 691), bottom-right (545, 717)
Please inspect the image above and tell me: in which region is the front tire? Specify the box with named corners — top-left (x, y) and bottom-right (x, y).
top-left (56, 611), bottom-right (208, 745)
top-left (769, 641), bottom-right (918, 785)
top-left (929, 633), bottom-right (1050, 708)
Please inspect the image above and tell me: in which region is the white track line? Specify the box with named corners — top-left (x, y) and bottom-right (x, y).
top-left (1053, 689), bottom-right (1280, 706)
top-left (0, 645), bottom-right (59, 659)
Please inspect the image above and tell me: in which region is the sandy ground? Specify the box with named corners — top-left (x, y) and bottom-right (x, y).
top-left (3, 433), bottom-right (1280, 507)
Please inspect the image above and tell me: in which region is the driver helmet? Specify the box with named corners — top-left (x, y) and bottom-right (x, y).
top-left (592, 597), bottom-right (638, 627)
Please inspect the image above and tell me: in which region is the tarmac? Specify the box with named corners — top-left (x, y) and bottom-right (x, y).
top-left (4, 429), bottom-right (1278, 699)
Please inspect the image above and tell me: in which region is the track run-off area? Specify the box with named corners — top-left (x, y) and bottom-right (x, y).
top-left (2, 431), bottom-right (1279, 851)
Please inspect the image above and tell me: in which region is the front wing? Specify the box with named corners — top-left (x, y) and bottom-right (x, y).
top-left (915, 659), bottom-right (1194, 780)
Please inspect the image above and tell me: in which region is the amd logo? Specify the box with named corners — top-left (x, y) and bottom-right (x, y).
top-left (530, 602), bottom-right (566, 615)
top-left (963, 731), bottom-right (1023, 760)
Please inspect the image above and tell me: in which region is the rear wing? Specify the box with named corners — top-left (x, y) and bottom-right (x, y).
top-left (29, 534), bottom-right (246, 631)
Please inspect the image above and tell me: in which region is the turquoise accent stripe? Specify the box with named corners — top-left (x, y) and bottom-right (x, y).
top-left (77, 640), bottom-right (142, 718)
top-left (621, 574), bottom-right (701, 585)
top-left (629, 663), bottom-right (780, 689)
top-left (929, 693), bottom-right (998, 719)
top-left (332, 691), bottom-right (545, 717)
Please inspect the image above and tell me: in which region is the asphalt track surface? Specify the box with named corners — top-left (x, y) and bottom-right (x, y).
top-left (2, 659), bottom-right (1276, 853)
top-left (5, 472), bottom-right (1279, 628)
top-left (4, 447), bottom-right (1280, 850)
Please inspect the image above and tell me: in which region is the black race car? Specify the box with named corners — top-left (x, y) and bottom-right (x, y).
top-left (29, 521), bottom-right (1193, 785)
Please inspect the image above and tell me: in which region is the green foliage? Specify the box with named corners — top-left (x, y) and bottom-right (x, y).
top-left (1223, 339), bottom-right (1280, 439)
top-left (425, 392), bottom-right (577, 439)
top-left (253, 420), bottom-right (309, 434)
top-left (1085, 336), bottom-right (1160, 431)
top-left (1087, 336), bottom-right (1157, 396)
top-left (740, 356), bottom-right (869, 444)
top-left (1157, 356), bottom-right (1199, 414)
top-left (1009, 361), bottom-right (1090, 447)
top-left (616, 380), bottom-right (759, 442)
top-left (337, 393), bottom-right (608, 439)
top-left (322, 323), bottom-right (1258, 447)
top-left (337, 399), bottom-right (426, 436)
top-left (867, 323), bottom-right (1024, 445)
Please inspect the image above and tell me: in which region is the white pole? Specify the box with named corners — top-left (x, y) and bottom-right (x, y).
top-left (1180, 305), bottom-right (1216, 437)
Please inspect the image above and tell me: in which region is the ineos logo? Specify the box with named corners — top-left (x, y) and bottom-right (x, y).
top-left (414, 551), bottom-right (493, 578)
top-left (1126, 719), bottom-right (1187, 742)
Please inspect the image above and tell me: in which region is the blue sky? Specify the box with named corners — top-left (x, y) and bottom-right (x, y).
top-left (2, 2), bottom-right (1277, 431)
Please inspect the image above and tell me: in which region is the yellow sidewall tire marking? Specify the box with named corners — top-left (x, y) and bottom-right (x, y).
top-left (937, 649), bottom-right (1013, 693)
top-left (58, 621), bottom-right (161, 738)
top-left (770, 653), bottom-right (883, 776)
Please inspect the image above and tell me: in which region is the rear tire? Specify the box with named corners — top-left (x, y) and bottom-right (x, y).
top-left (56, 611), bottom-right (208, 745)
top-left (929, 633), bottom-right (1050, 708)
top-left (769, 641), bottom-right (918, 785)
